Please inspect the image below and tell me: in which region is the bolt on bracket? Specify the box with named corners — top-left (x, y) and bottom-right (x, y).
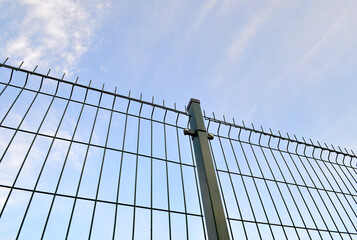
top-left (184, 128), bottom-right (214, 140)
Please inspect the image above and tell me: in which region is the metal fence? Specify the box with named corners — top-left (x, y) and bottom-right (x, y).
top-left (0, 61), bottom-right (356, 240)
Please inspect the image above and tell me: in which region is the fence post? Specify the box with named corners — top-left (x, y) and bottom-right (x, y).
top-left (186, 98), bottom-right (230, 240)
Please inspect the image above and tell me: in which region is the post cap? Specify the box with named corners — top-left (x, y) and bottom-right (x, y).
top-left (187, 98), bottom-right (200, 110)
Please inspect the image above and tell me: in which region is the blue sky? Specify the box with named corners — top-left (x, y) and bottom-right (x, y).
top-left (1, 0), bottom-right (357, 151)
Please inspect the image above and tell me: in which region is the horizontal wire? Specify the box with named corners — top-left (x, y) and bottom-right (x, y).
top-left (212, 132), bottom-right (356, 170)
top-left (227, 217), bottom-right (357, 236)
top-left (0, 82), bottom-right (189, 129)
top-left (0, 64), bottom-right (188, 116)
top-left (216, 168), bottom-right (357, 198)
top-left (0, 185), bottom-right (203, 218)
top-left (205, 116), bottom-right (356, 161)
top-left (0, 125), bottom-right (196, 169)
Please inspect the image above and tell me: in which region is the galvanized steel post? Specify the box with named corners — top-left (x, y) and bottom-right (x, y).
top-left (186, 98), bottom-right (230, 240)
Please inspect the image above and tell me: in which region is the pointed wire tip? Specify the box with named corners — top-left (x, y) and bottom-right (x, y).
top-left (2, 57), bottom-right (9, 65)
top-left (33, 65), bottom-right (38, 73)
top-left (260, 125), bottom-right (264, 132)
top-left (338, 146), bottom-right (343, 152)
top-left (330, 144), bottom-right (336, 151)
top-left (46, 69), bottom-right (51, 76)
top-left (18, 61), bottom-right (24, 69)
top-left (212, 112), bottom-right (216, 119)
top-left (323, 142), bottom-right (329, 149)
top-left (61, 73), bottom-right (66, 80)
top-left (344, 148), bottom-right (349, 154)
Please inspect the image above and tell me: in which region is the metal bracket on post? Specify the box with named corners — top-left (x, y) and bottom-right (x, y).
top-left (185, 98), bottom-right (230, 240)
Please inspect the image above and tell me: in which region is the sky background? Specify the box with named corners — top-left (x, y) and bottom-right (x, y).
top-left (1, 0), bottom-right (357, 152)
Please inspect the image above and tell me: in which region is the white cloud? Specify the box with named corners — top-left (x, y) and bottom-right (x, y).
top-left (226, 1), bottom-right (278, 65)
top-left (271, 9), bottom-right (349, 86)
top-left (209, 1), bottom-right (278, 89)
top-left (187, 0), bottom-right (219, 36)
top-left (0, 0), bottom-right (110, 74)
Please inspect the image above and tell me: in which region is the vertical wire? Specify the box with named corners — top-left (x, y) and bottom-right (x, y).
top-left (318, 150), bottom-right (357, 222)
top-left (265, 135), bottom-right (300, 237)
top-left (274, 138), bottom-right (312, 239)
top-left (175, 113), bottom-right (189, 239)
top-left (332, 154), bottom-right (357, 206)
top-left (15, 78), bottom-right (73, 239)
top-left (281, 140), bottom-right (324, 239)
top-left (150, 106), bottom-right (155, 240)
top-left (330, 156), bottom-right (357, 229)
top-left (326, 148), bottom-right (357, 212)
top-left (298, 146), bottom-right (344, 238)
top-left (40, 81), bottom-right (80, 239)
top-left (234, 128), bottom-right (265, 239)
top-left (131, 102), bottom-right (144, 240)
top-left (0, 71), bottom-right (26, 125)
top-left (289, 143), bottom-right (334, 239)
top-left (0, 75), bottom-right (56, 219)
top-left (254, 132), bottom-right (289, 239)
top-left (335, 152), bottom-right (357, 193)
top-left (65, 85), bottom-right (103, 239)
top-left (0, 72), bottom-right (30, 164)
top-left (188, 127), bottom-right (207, 240)
top-left (112, 98), bottom-right (131, 240)
top-left (245, 130), bottom-right (287, 239)
top-left (88, 89), bottom-right (117, 239)
top-left (343, 160), bottom-right (357, 192)
top-left (242, 129), bottom-right (276, 239)
top-left (309, 148), bottom-right (353, 235)
top-left (163, 109), bottom-right (172, 240)
top-left (225, 127), bottom-right (250, 239)
top-left (0, 68), bottom-right (14, 96)
top-left (214, 123), bottom-right (241, 239)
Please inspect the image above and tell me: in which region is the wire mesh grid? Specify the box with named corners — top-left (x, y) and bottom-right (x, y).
top-left (0, 64), bottom-right (206, 240)
top-left (205, 116), bottom-right (357, 240)
top-left (0, 62), bottom-right (356, 240)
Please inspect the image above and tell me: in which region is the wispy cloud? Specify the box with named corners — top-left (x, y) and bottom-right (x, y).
top-left (0, 0), bottom-right (110, 74)
top-left (226, 2), bottom-right (277, 65)
top-left (209, 1), bottom-right (278, 89)
top-left (187, 0), bottom-right (219, 36)
top-left (271, 9), bottom-right (349, 86)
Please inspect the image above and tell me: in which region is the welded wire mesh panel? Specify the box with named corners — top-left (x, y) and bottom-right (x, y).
top-left (0, 64), bottom-right (207, 240)
top-left (205, 116), bottom-right (357, 240)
